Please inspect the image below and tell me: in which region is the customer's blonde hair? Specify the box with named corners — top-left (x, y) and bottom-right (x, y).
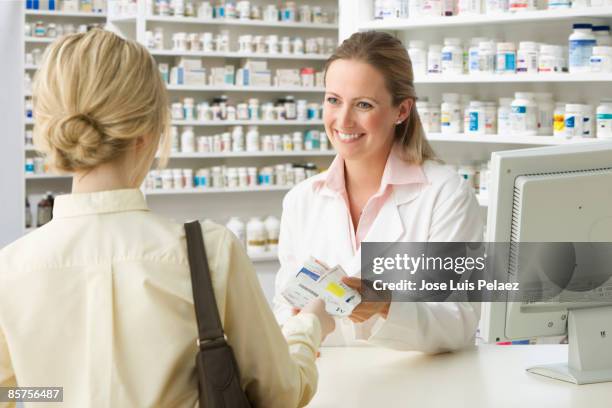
top-left (33, 28), bottom-right (170, 174)
top-left (324, 31), bottom-right (437, 164)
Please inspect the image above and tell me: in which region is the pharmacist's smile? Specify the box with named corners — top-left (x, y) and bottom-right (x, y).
top-left (334, 129), bottom-right (366, 143)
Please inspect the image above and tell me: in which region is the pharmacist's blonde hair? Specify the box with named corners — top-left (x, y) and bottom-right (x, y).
top-left (33, 28), bottom-right (170, 174)
top-left (324, 31), bottom-right (436, 164)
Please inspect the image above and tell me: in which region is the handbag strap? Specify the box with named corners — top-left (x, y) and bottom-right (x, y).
top-left (185, 221), bottom-right (225, 345)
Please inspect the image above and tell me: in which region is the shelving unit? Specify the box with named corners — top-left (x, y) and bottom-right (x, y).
top-left (358, 6), bottom-right (612, 30)
top-left (149, 49), bottom-right (331, 60)
top-left (145, 15), bottom-right (338, 30)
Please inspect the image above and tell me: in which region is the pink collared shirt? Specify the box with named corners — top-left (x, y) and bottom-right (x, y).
top-left (312, 144), bottom-right (428, 251)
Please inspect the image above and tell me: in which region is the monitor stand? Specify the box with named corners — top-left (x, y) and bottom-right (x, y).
top-left (526, 305), bottom-right (612, 384)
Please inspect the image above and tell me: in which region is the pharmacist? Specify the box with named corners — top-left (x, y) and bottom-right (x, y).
top-left (273, 31), bottom-right (483, 353)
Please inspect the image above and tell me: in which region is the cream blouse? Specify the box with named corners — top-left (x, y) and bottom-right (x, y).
top-left (0, 189), bottom-right (321, 408)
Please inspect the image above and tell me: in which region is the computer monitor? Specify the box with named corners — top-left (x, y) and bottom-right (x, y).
top-left (481, 140), bottom-right (612, 385)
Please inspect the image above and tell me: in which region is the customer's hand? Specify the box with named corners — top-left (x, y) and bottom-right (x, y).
top-left (341, 277), bottom-right (391, 323)
top-left (301, 298), bottom-right (336, 341)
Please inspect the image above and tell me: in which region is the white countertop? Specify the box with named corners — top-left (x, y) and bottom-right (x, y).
top-left (307, 345), bottom-right (612, 408)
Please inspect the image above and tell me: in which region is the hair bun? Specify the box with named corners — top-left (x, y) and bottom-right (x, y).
top-left (46, 112), bottom-right (107, 170)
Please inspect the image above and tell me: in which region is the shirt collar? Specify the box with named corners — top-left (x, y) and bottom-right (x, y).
top-left (53, 189), bottom-right (149, 219)
top-left (314, 144), bottom-right (428, 195)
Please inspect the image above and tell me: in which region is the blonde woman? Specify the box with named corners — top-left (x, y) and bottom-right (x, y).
top-left (274, 31), bottom-right (483, 353)
top-left (0, 29), bottom-right (334, 407)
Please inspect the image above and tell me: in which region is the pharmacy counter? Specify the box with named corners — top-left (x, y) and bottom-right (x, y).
top-left (307, 345), bottom-right (612, 408)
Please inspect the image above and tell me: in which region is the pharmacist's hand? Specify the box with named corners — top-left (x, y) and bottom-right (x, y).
top-left (341, 277), bottom-right (391, 323)
top-left (301, 298), bottom-right (335, 342)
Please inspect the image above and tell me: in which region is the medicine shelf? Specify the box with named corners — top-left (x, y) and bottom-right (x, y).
top-left (166, 150), bottom-right (335, 158)
top-left (358, 6), bottom-right (612, 31)
top-left (25, 174), bottom-right (72, 180)
top-left (426, 133), bottom-right (607, 145)
top-left (143, 185), bottom-right (291, 195)
top-left (25, 36), bottom-right (56, 43)
top-left (415, 72), bottom-right (612, 84)
top-left (166, 85), bottom-right (326, 93)
top-left (171, 119), bottom-right (324, 126)
top-left (25, 64), bottom-right (39, 70)
top-left (145, 15), bottom-right (339, 30)
top-left (149, 49), bottom-right (331, 60)
top-left (25, 10), bottom-right (107, 18)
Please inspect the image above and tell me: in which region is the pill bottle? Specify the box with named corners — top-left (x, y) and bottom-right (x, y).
top-left (516, 41), bottom-right (539, 74)
top-left (467, 101), bottom-right (485, 135)
top-left (596, 99), bottom-right (612, 139)
top-left (181, 126), bottom-right (195, 153)
top-left (441, 93), bottom-right (462, 134)
top-left (408, 40), bottom-right (427, 77)
top-left (593, 25), bottom-right (612, 46)
top-left (511, 92), bottom-right (537, 136)
top-left (569, 23), bottom-right (596, 73)
top-left (553, 102), bottom-right (566, 138)
top-left (538, 44), bottom-right (562, 73)
top-left (468, 37), bottom-right (488, 73)
top-left (246, 217), bottom-right (267, 255)
top-left (429, 102), bottom-right (441, 132)
top-left (590, 46), bottom-right (612, 72)
top-left (485, 0), bottom-right (509, 13)
top-left (564, 103), bottom-right (584, 139)
top-left (246, 126), bottom-right (259, 151)
top-left (535, 93), bottom-right (554, 136)
top-left (496, 42), bottom-right (516, 74)
top-left (441, 38), bottom-right (464, 75)
top-left (497, 97), bottom-right (513, 135)
top-left (509, 0), bottom-right (534, 12)
top-left (264, 215), bottom-right (281, 252)
top-left (226, 217), bottom-right (246, 246)
top-left (427, 44), bottom-right (443, 74)
top-left (478, 41), bottom-right (496, 73)
top-left (484, 101), bottom-right (497, 134)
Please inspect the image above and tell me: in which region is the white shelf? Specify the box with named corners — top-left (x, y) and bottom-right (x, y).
top-left (25, 174), bottom-right (72, 180)
top-left (146, 15), bottom-right (338, 30)
top-left (25, 118), bottom-right (34, 125)
top-left (167, 150), bottom-right (335, 158)
top-left (166, 84), bottom-right (325, 93)
top-left (24, 91), bottom-right (32, 97)
top-left (426, 133), bottom-right (606, 145)
top-left (144, 185), bottom-right (291, 195)
top-left (107, 15), bottom-right (137, 23)
top-left (359, 6), bottom-right (612, 30)
top-left (24, 64), bottom-right (39, 70)
top-left (25, 145), bottom-right (36, 151)
top-left (415, 73), bottom-right (612, 84)
top-left (25, 10), bottom-right (107, 18)
top-left (172, 119), bottom-right (324, 126)
top-left (25, 36), bottom-right (55, 43)
top-left (149, 49), bottom-right (330, 60)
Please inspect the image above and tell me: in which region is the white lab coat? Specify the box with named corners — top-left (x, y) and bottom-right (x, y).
top-left (274, 159), bottom-right (485, 354)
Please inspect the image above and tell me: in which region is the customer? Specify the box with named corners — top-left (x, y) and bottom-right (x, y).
top-left (0, 29), bottom-right (334, 408)
top-left (274, 31), bottom-right (483, 353)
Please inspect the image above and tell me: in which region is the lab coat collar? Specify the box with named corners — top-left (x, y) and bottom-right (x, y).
top-left (313, 144), bottom-right (428, 203)
top-left (53, 189), bottom-right (149, 219)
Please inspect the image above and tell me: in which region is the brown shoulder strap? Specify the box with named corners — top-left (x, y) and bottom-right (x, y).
top-left (185, 221), bottom-right (225, 343)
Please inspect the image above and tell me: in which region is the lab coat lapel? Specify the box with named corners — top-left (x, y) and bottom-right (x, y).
top-left (351, 185), bottom-right (424, 276)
